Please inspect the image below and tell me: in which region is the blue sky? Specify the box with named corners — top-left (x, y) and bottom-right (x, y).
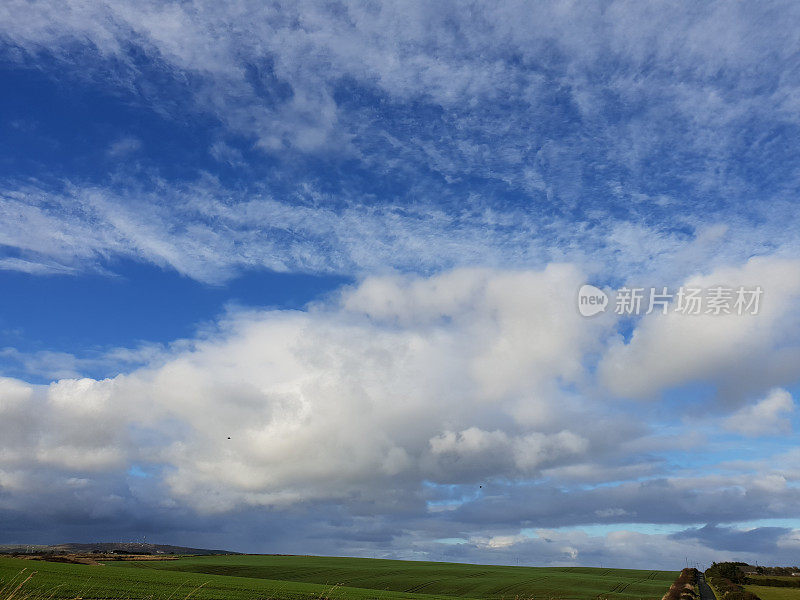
top-left (1, 0), bottom-right (800, 569)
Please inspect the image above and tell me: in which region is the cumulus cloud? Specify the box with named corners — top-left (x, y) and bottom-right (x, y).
top-left (428, 428), bottom-right (589, 480)
top-left (599, 257), bottom-right (800, 400)
top-left (0, 266), bottom-right (608, 514)
top-left (724, 388), bottom-right (795, 437)
top-left (0, 261), bottom-right (799, 563)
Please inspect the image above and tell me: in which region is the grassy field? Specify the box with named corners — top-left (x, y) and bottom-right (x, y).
top-left (0, 554), bottom-right (676, 600)
top-left (746, 577), bottom-right (800, 587)
top-left (746, 586), bottom-right (800, 600)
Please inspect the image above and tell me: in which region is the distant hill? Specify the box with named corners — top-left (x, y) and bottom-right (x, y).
top-left (0, 542), bottom-right (238, 555)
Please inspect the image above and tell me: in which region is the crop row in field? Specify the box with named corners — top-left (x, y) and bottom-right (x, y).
top-left (0, 554), bottom-right (676, 600)
top-left (745, 586), bottom-right (800, 600)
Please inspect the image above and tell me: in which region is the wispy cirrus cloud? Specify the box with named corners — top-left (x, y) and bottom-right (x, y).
top-left (0, 1), bottom-right (799, 286)
top-left (1, 177), bottom-right (799, 285)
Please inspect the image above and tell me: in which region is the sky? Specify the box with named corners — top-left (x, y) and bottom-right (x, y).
top-left (1, 0), bottom-right (800, 570)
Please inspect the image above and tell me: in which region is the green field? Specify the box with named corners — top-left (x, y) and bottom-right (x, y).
top-left (0, 554), bottom-right (676, 600)
top-left (746, 586), bottom-right (800, 600)
top-left (747, 577), bottom-right (800, 586)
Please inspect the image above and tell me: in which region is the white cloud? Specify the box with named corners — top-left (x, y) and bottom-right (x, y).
top-left (0, 266), bottom-right (606, 512)
top-left (3, 0), bottom-right (800, 284)
top-left (725, 388), bottom-right (795, 437)
top-left (1, 0), bottom-right (799, 209)
top-left (428, 427), bottom-right (588, 478)
top-left (2, 1), bottom-right (798, 142)
top-left (444, 526), bottom-right (767, 569)
top-left (2, 260), bottom-right (798, 516)
top-left (0, 377), bottom-right (33, 412)
top-left (208, 141), bottom-right (245, 166)
top-left (2, 168), bottom-right (799, 286)
top-left (599, 257), bottom-right (800, 399)
top-left (0, 257), bottom-right (77, 275)
top-left (0, 261), bottom-right (799, 562)
top-left (107, 136), bottom-right (142, 157)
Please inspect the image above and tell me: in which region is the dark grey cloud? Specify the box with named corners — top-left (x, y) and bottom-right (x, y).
top-left (671, 524), bottom-right (791, 554)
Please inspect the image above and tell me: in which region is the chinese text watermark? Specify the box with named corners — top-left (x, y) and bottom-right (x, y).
top-left (578, 285), bottom-right (762, 317)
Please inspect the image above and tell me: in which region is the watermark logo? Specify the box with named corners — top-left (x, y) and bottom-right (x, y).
top-left (578, 285), bottom-right (763, 317)
top-left (577, 284), bottom-right (609, 317)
